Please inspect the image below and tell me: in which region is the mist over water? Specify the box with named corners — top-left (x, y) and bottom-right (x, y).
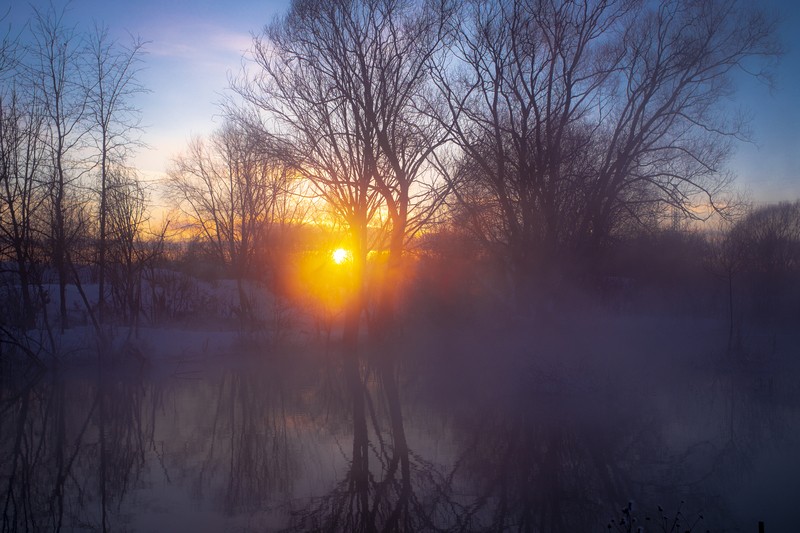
top-left (2, 313), bottom-right (798, 532)
top-left (2, 0), bottom-right (799, 531)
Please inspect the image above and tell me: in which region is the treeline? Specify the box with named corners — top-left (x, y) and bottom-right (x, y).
top-left (0, 5), bottom-right (158, 352)
top-left (0, 0), bottom-right (795, 362)
top-left (412, 200), bottom-right (800, 322)
top-left (204, 0), bottom-right (782, 340)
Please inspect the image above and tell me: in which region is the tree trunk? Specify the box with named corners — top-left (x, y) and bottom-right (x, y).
top-left (54, 158), bottom-right (69, 330)
top-left (98, 147), bottom-right (107, 323)
top-left (728, 269), bottom-right (735, 351)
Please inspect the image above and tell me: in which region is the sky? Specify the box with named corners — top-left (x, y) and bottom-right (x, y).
top-left (730, 0), bottom-right (800, 204)
top-left (4, 0), bottom-right (800, 208)
top-left (4, 0), bottom-right (290, 213)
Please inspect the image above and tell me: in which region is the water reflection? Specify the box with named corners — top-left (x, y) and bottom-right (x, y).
top-left (1, 343), bottom-right (798, 531)
top-left (284, 351), bottom-right (461, 532)
top-left (0, 361), bottom-right (152, 532)
top-left (190, 369), bottom-right (297, 514)
top-left (445, 396), bottom-right (635, 531)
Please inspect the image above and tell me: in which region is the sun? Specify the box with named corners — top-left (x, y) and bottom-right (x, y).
top-left (332, 248), bottom-right (350, 264)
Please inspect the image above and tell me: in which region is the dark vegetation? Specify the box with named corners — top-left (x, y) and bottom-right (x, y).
top-left (0, 1), bottom-right (798, 531)
top-left (0, 0), bottom-right (793, 363)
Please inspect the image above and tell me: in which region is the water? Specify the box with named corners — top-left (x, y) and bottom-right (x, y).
top-left (2, 321), bottom-right (799, 532)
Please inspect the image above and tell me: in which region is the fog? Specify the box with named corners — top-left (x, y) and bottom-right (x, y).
top-left (2, 0), bottom-right (800, 531)
top-left (3, 295), bottom-right (800, 531)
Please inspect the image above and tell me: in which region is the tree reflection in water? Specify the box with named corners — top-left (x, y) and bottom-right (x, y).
top-left (444, 392), bottom-right (637, 532)
top-left (0, 358), bottom-right (153, 532)
top-left (0, 352), bottom-right (310, 531)
top-left (285, 349), bottom-right (461, 532)
top-left (283, 337), bottom-right (637, 533)
top-left (283, 339), bottom-right (800, 532)
top-left (0, 341), bottom-right (798, 531)
top-left (283, 352), bottom-right (638, 532)
top-left (191, 368), bottom-right (297, 515)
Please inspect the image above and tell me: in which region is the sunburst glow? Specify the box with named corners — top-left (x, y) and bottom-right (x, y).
top-left (332, 248), bottom-right (350, 264)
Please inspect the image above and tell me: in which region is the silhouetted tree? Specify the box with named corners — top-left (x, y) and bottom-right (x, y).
top-left (0, 5), bottom-right (154, 346)
top-left (731, 201), bottom-right (800, 319)
top-left (436, 0), bottom-right (778, 304)
top-left (85, 24), bottom-right (147, 324)
top-left (105, 166), bottom-right (167, 329)
top-left (707, 223), bottom-right (748, 347)
top-left (26, 4), bottom-right (92, 330)
top-left (167, 121), bottom-right (295, 323)
top-left (0, 88), bottom-right (48, 331)
top-left (235, 1), bottom-right (382, 347)
top-left (235, 0), bottom-right (453, 345)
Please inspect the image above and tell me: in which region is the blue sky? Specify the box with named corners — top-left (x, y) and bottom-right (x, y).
top-left (729, 0), bottom-right (800, 204)
top-left (5, 0), bottom-right (289, 212)
top-left (4, 0), bottom-right (800, 207)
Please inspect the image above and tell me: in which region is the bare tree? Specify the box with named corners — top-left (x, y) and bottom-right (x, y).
top-left (26, 4), bottom-right (92, 330)
top-left (706, 222), bottom-right (747, 349)
top-left (1, 5), bottom-right (156, 353)
top-left (167, 121), bottom-right (295, 323)
top-left (0, 88), bottom-right (48, 330)
top-left (436, 0), bottom-right (778, 304)
top-left (105, 166), bottom-right (166, 330)
top-left (434, 0), bottom-right (637, 303)
top-left (236, 0), bottom-right (384, 346)
top-left (0, 15), bottom-right (54, 357)
top-left (578, 0), bottom-right (778, 248)
top-left (729, 201), bottom-right (800, 321)
top-left (232, 7), bottom-right (458, 505)
top-left (85, 24), bottom-right (147, 324)
top-left (236, 0), bottom-right (452, 343)
top-left (355, 0), bottom-right (453, 334)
